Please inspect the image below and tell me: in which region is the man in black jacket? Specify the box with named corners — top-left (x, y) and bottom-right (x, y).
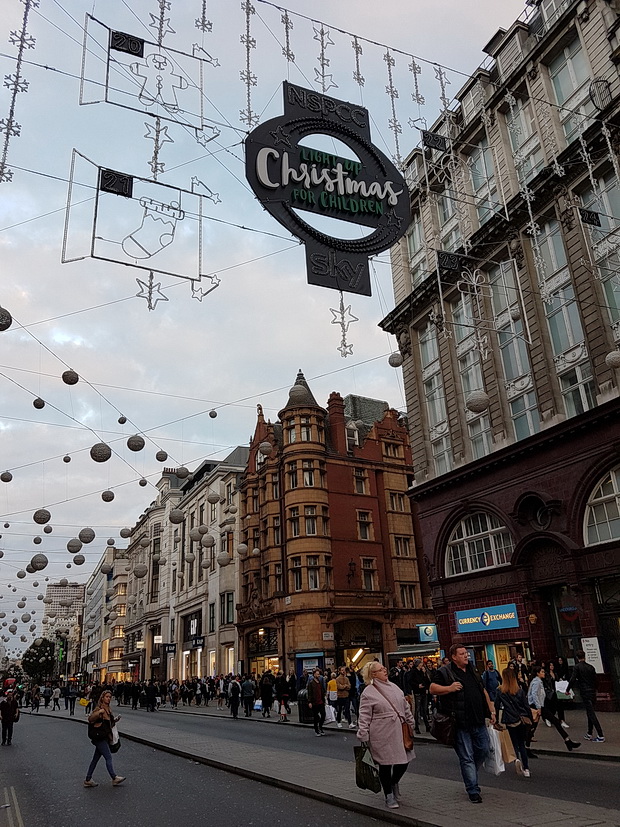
top-left (430, 644), bottom-right (496, 804)
top-left (567, 650), bottom-right (604, 742)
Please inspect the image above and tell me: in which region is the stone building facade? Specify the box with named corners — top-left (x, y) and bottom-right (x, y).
top-left (380, 0), bottom-right (620, 705)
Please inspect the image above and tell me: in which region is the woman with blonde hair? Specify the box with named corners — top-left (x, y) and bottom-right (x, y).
top-left (495, 667), bottom-right (533, 777)
top-left (84, 689), bottom-right (125, 787)
top-left (356, 661), bottom-right (415, 810)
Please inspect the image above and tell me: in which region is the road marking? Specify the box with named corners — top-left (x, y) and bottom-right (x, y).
top-left (9, 789), bottom-right (23, 827)
top-left (2, 788), bottom-right (14, 827)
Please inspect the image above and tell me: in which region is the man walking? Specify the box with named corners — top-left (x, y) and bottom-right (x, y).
top-left (430, 644), bottom-right (495, 804)
top-left (481, 660), bottom-right (501, 703)
top-left (568, 649), bottom-right (605, 742)
top-left (307, 668), bottom-right (327, 736)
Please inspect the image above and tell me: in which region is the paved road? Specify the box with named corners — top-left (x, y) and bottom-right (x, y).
top-left (1, 715), bottom-right (385, 827)
top-left (102, 706), bottom-right (620, 810)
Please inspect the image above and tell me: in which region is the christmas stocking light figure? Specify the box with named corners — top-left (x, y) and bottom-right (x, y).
top-left (122, 197), bottom-right (184, 259)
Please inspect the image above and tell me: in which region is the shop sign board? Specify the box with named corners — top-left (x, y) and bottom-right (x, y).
top-left (580, 637), bottom-right (605, 674)
top-left (417, 624), bottom-right (438, 643)
top-left (162, 643), bottom-right (177, 655)
top-left (191, 635), bottom-right (205, 649)
top-left (245, 82), bottom-right (411, 296)
top-left (455, 603), bottom-right (519, 633)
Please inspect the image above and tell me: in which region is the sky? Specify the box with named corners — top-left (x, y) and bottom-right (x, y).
top-left (0, 0), bottom-right (527, 654)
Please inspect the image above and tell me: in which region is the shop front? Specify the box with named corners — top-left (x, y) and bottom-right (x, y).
top-left (387, 624), bottom-right (441, 670)
top-left (246, 626), bottom-right (280, 677)
top-left (182, 635), bottom-right (204, 679)
top-left (334, 619), bottom-right (383, 671)
top-left (451, 601), bottom-right (531, 673)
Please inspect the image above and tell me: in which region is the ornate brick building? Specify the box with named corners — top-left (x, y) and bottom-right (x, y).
top-left (236, 372), bottom-right (434, 676)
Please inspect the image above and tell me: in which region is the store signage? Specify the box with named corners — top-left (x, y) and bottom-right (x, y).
top-left (322, 631), bottom-right (334, 641)
top-left (417, 624), bottom-right (438, 643)
top-left (454, 603), bottom-right (519, 633)
top-left (191, 635), bottom-right (205, 649)
top-left (581, 637), bottom-right (605, 674)
top-left (245, 82), bottom-right (411, 297)
top-left (163, 643), bottom-right (177, 654)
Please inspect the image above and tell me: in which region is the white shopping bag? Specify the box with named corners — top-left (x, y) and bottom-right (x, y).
top-left (483, 724), bottom-right (505, 776)
top-left (324, 704), bottom-right (336, 724)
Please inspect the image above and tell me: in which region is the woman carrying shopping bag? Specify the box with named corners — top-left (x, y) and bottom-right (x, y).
top-left (84, 689), bottom-right (125, 787)
top-left (495, 668), bottom-right (533, 777)
top-left (356, 662), bottom-right (415, 811)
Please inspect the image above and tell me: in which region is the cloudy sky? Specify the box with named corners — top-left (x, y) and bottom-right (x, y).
top-left (0, 0), bottom-right (526, 652)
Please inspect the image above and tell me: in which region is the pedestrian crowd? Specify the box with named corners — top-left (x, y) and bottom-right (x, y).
top-left (4, 646), bottom-right (606, 807)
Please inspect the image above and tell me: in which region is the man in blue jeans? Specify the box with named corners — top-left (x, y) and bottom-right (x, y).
top-left (430, 644), bottom-right (496, 803)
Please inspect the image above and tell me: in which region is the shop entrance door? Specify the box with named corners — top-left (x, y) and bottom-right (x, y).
top-left (548, 585), bottom-right (583, 662)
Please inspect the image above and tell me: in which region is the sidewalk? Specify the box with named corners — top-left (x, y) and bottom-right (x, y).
top-left (126, 701), bottom-right (620, 762)
top-left (36, 704), bottom-right (620, 827)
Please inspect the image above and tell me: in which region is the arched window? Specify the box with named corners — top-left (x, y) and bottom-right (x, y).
top-left (584, 466), bottom-right (620, 545)
top-left (446, 512), bottom-right (514, 577)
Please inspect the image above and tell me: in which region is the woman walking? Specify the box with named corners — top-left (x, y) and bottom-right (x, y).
top-left (495, 667), bottom-right (532, 777)
top-left (527, 665), bottom-right (580, 753)
top-left (357, 662), bottom-right (415, 810)
top-left (84, 689), bottom-right (125, 787)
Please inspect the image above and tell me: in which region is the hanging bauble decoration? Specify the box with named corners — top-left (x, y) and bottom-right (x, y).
top-left (42, 597), bottom-right (53, 604)
top-left (8, 625), bottom-right (17, 634)
top-left (67, 538), bottom-right (82, 554)
top-left (33, 397), bottom-right (45, 409)
top-left (3, 523), bottom-right (7, 528)
top-left (388, 351), bottom-right (404, 368)
top-left (258, 441), bottom-right (273, 456)
top-left (59, 599), bottom-right (71, 607)
top-left (0, 306), bottom-right (12, 331)
top-left (252, 547), bottom-right (260, 556)
top-left (209, 409), bottom-right (218, 418)
top-left (26, 564), bottom-right (36, 573)
top-left (118, 415), bottom-right (127, 425)
top-left (140, 536), bottom-right (150, 548)
top-left (101, 563), bottom-right (112, 575)
top-left (465, 390), bottom-right (490, 413)
top-left (217, 551), bottom-right (231, 567)
top-left (107, 538), bottom-right (115, 546)
top-left (31, 554), bottom-right (48, 572)
top-left (43, 525), bottom-right (52, 534)
top-left (101, 490), bottom-right (115, 502)
top-left (106, 588), bottom-right (114, 598)
top-left (169, 509), bottom-right (185, 524)
top-left (16, 571), bottom-right (26, 579)
top-left (59, 578), bottom-right (68, 587)
top-left (510, 306), bottom-right (521, 322)
top-left (605, 350), bottom-right (620, 369)
top-left (74, 554), bottom-right (85, 565)
top-left (120, 528), bottom-right (131, 539)
top-left (201, 559), bottom-right (209, 569)
top-left (62, 369), bottom-right (79, 385)
top-left (109, 611), bottom-right (118, 622)
top-left (1, 471), bottom-right (13, 482)
top-left (237, 543), bottom-right (248, 557)
top-left (90, 443), bottom-right (112, 462)
top-left (133, 563), bottom-right (148, 578)
top-left (185, 552), bottom-right (195, 563)
top-left (139, 478), bottom-right (148, 487)
top-left (158, 557), bottom-right (167, 566)
top-left (288, 384), bottom-right (306, 403)
top-left (155, 450), bottom-right (168, 462)
top-left (228, 505), bottom-right (238, 515)
top-left (33, 508), bottom-right (51, 525)
top-left (63, 455), bottom-right (71, 463)
top-left (207, 491), bottom-right (219, 504)
top-left (17, 601), bottom-right (26, 608)
top-left (33, 581), bottom-right (39, 587)
top-left (86, 621), bottom-right (95, 629)
top-left (33, 536), bottom-right (42, 545)
top-left (198, 524), bottom-right (209, 535)
top-left (188, 527), bottom-right (201, 542)
top-left (127, 434), bottom-right (145, 452)
top-left (79, 528), bottom-right (95, 544)
top-left (201, 534), bottom-right (215, 547)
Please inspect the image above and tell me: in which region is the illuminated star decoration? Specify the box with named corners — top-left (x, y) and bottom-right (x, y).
top-left (195, 0), bottom-right (213, 32)
top-left (190, 176), bottom-right (221, 204)
top-left (194, 123), bottom-right (221, 146)
top-left (313, 25), bottom-right (338, 93)
top-left (192, 44), bottom-right (220, 68)
top-left (136, 272), bottom-right (169, 311)
top-left (191, 274), bottom-right (221, 301)
top-left (330, 292), bottom-right (359, 358)
top-left (270, 125), bottom-right (291, 147)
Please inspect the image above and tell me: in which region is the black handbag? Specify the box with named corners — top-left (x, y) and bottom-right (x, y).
top-left (110, 739), bottom-right (121, 753)
top-left (430, 709), bottom-right (456, 746)
top-left (353, 744), bottom-right (381, 794)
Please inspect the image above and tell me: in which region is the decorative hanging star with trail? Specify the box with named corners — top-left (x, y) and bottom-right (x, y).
top-left (136, 272), bottom-right (169, 311)
top-left (191, 273), bottom-right (220, 301)
top-left (330, 292), bottom-right (359, 358)
top-left (313, 25), bottom-right (337, 93)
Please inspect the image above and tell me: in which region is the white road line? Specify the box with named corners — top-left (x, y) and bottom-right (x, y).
top-left (9, 789), bottom-right (23, 827)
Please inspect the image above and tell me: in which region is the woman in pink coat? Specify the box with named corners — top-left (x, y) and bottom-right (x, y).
top-left (357, 661), bottom-right (415, 810)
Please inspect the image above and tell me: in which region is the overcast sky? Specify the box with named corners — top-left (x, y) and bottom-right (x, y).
top-left (0, 0), bottom-right (526, 653)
